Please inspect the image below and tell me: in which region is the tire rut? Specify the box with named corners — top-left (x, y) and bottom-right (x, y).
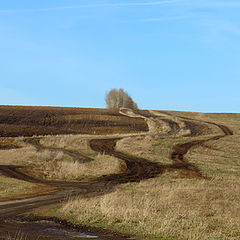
top-left (0, 111), bottom-right (234, 239)
top-left (25, 138), bottom-right (93, 163)
top-left (168, 115), bottom-right (233, 179)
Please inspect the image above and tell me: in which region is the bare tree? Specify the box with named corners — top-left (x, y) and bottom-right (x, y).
top-left (105, 88), bottom-right (138, 111)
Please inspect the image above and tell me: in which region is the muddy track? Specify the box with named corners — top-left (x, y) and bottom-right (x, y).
top-left (139, 111), bottom-right (181, 135)
top-left (140, 110), bottom-right (233, 178)
top-left (140, 110), bottom-right (201, 136)
top-left (168, 115), bottom-right (233, 178)
top-left (0, 137), bottom-right (166, 239)
top-left (25, 138), bottom-right (93, 163)
top-left (0, 111), bottom-right (234, 239)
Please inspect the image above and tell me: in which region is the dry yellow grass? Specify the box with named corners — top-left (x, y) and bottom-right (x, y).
top-left (0, 174), bottom-right (56, 202)
top-left (0, 140), bottom-right (38, 166)
top-left (0, 137), bottom-right (20, 150)
top-left (0, 134), bottom-right (123, 201)
top-left (1, 109), bottom-right (239, 239)
top-left (40, 152), bottom-right (123, 181)
top-left (37, 135), bottom-right (124, 181)
top-left (0, 135), bottom-right (124, 182)
top-left (115, 134), bottom-right (213, 165)
top-left (187, 135), bottom-right (240, 178)
top-left (6, 231), bottom-right (27, 240)
top-left (39, 134), bottom-right (97, 158)
top-left (166, 111), bottom-right (240, 135)
top-left (57, 173), bottom-right (239, 239)
top-left (45, 111), bottom-right (240, 240)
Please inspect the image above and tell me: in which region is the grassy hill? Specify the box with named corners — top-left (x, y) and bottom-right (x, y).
top-left (0, 106), bottom-right (239, 240)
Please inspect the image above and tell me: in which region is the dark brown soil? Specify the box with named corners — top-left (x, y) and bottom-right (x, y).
top-left (0, 105), bottom-right (148, 137)
top-left (170, 116), bottom-right (233, 179)
top-left (0, 107), bottom-right (234, 239)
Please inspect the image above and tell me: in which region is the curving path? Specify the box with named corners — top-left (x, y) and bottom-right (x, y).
top-left (25, 138), bottom-right (93, 163)
top-left (0, 110), bottom-right (233, 239)
top-left (150, 111), bottom-right (233, 178)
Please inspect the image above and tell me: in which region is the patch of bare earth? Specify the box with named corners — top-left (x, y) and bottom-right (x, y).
top-left (0, 107), bottom-right (239, 240)
top-left (52, 110), bottom-right (240, 239)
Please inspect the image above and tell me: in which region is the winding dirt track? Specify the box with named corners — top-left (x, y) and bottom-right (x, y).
top-left (170, 120), bottom-right (233, 178)
top-left (25, 138), bottom-right (93, 163)
top-left (0, 110), bottom-right (233, 239)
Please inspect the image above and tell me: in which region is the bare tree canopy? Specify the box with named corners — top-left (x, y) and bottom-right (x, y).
top-left (105, 88), bottom-right (138, 111)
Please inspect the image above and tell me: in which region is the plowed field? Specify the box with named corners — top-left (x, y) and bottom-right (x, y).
top-left (0, 106), bottom-right (239, 240)
top-left (0, 105), bottom-right (148, 137)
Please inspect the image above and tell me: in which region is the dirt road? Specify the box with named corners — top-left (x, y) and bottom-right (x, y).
top-left (0, 110), bottom-right (233, 239)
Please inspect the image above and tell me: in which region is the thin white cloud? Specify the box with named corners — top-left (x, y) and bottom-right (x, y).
top-left (0, 1), bottom-right (180, 14)
top-left (206, 1), bottom-right (240, 8)
top-left (1, 1), bottom-right (240, 15)
top-left (201, 18), bottom-right (240, 36)
top-left (185, 1), bottom-right (240, 9)
top-left (139, 1), bottom-right (240, 23)
top-left (139, 13), bottom-right (193, 22)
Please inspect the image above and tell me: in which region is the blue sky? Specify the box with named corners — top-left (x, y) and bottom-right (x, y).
top-left (0, 0), bottom-right (240, 112)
